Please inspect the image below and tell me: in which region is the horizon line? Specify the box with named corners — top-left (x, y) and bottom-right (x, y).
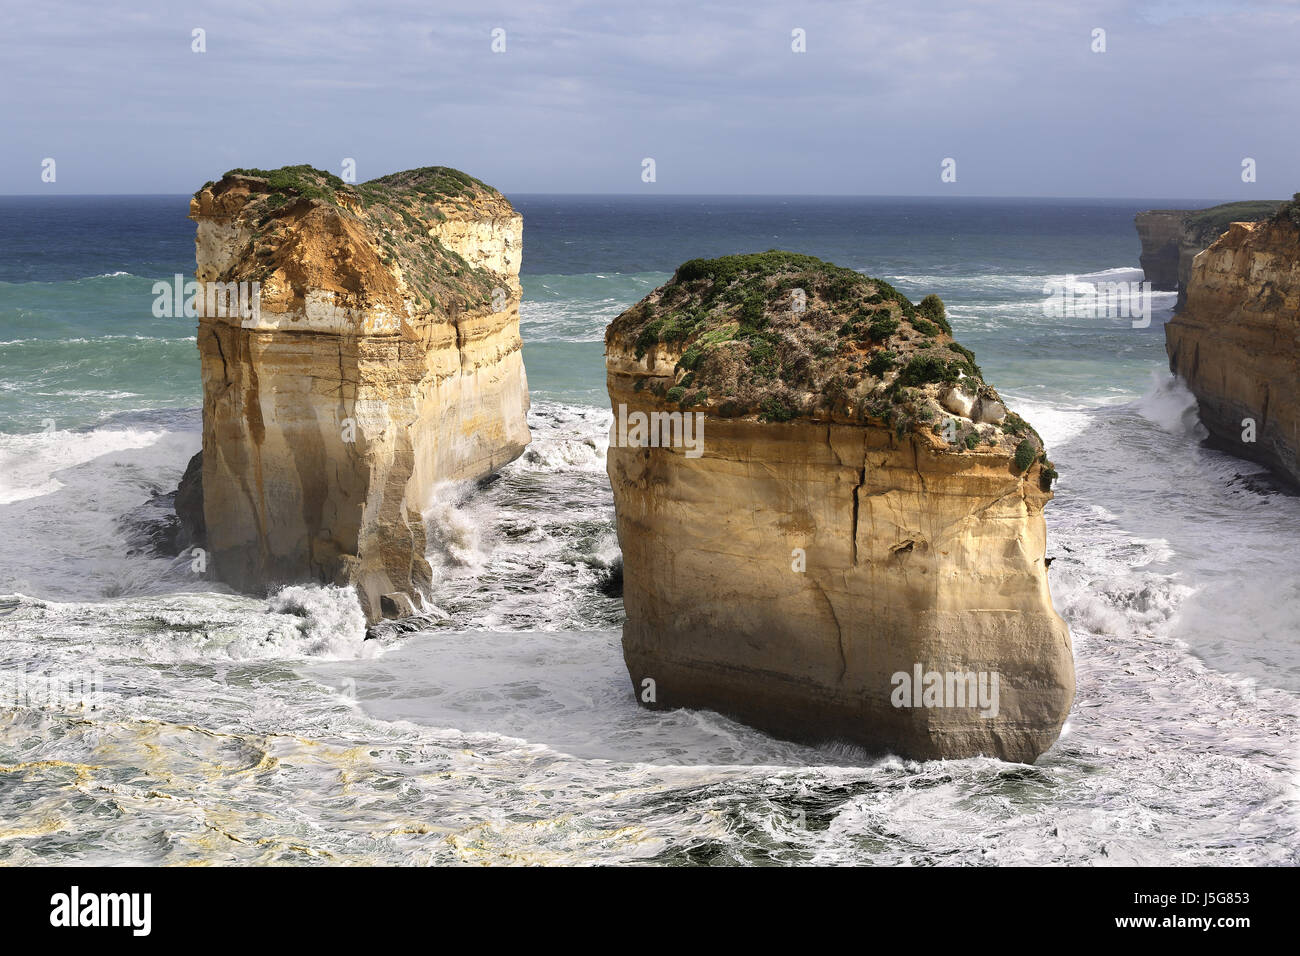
top-left (0, 191), bottom-right (1263, 205)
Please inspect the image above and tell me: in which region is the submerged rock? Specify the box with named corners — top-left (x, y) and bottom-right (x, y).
top-left (188, 165), bottom-right (530, 621)
top-left (1165, 198), bottom-right (1300, 486)
top-left (596, 557), bottom-right (624, 598)
top-left (117, 489), bottom-right (184, 557)
top-left (605, 251), bottom-right (1073, 762)
top-left (120, 451), bottom-right (206, 557)
top-left (174, 450), bottom-right (205, 548)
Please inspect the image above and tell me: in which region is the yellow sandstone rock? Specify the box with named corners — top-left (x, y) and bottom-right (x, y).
top-left (188, 166), bottom-right (529, 622)
top-left (605, 252), bottom-right (1073, 761)
top-left (1165, 209), bottom-right (1300, 485)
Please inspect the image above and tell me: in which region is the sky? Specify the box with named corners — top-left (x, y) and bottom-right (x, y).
top-left (2, 0), bottom-right (1298, 199)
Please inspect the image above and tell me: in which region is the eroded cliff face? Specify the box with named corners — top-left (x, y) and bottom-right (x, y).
top-left (1166, 212), bottom-right (1300, 485)
top-left (605, 252), bottom-right (1073, 762)
top-left (189, 166), bottom-right (529, 621)
top-left (1136, 201), bottom-right (1284, 307)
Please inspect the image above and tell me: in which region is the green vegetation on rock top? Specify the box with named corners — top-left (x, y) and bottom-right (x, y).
top-left (363, 166), bottom-right (499, 201)
top-left (1272, 192), bottom-right (1300, 230)
top-left (219, 165), bottom-right (348, 204)
top-left (607, 250), bottom-right (1052, 477)
top-left (197, 164), bottom-right (512, 315)
top-left (208, 164), bottom-right (502, 208)
top-left (1184, 200), bottom-right (1286, 241)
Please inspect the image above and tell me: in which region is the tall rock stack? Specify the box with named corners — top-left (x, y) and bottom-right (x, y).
top-left (187, 165), bottom-right (530, 622)
top-left (605, 252), bottom-right (1074, 762)
top-left (1135, 209), bottom-right (1188, 292)
top-left (1165, 201), bottom-right (1300, 485)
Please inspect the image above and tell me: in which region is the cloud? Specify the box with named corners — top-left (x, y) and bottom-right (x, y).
top-left (1, 0), bottom-right (1297, 197)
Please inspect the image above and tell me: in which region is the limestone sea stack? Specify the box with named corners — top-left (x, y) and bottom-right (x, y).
top-left (605, 252), bottom-right (1074, 762)
top-left (187, 165), bottom-right (529, 622)
top-left (1136, 200), bottom-right (1284, 307)
top-left (1165, 196), bottom-right (1300, 485)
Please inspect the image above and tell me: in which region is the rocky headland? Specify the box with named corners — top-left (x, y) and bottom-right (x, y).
top-left (605, 252), bottom-right (1074, 762)
top-left (1165, 196), bottom-right (1300, 485)
top-left (181, 165), bottom-right (530, 622)
top-left (1136, 200), bottom-right (1284, 307)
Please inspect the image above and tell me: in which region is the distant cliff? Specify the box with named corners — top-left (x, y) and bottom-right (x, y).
top-left (1166, 197), bottom-right (1300, 485)
top-left (1136, 201), bottom-right (1284, 307)
top-left (185, 165), bottom-right (530, 622)
top-left (605, 252), bottom-right (1074, 763)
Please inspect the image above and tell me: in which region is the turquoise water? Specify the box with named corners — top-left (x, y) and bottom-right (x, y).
top-left (0, 195), bottom-right (1187, 429)
top-left (0, 196), bottom-right (1295, 865)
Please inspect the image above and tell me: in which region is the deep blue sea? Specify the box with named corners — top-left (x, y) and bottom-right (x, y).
top-left (0, 195), bottom-right (1296, 865)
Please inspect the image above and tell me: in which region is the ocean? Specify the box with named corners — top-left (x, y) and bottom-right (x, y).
top-left (0, 195), bottom-right (1296, 865)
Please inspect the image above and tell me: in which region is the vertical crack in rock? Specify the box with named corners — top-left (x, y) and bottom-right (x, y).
top-left (850, 460), bottom-right (865, 568)
top-left (208, 323), bottom-right (229, 385)
top-left (813, 579), bottom-right (848, 684)
top-left (909, 435), bottom-right (929, 496)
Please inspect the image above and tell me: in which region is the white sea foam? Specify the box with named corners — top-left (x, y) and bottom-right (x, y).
top-left (1135, 371), bottom-right (1209, 438)
top-left (516, 409), bottom-right (610, 472)
top-left (0, 425), bottom-right (201, 598)
top-left (307, 629), bottom-right (840, 765)
top-left (2, 586), bottom-right (374, 665)
top-left (999, 395), bottom-right (1093, 448)
top-left (0, 391), bottom-right (1295, 866)
top-left (424, 481), bottom-right (493, 571)
top-left (0, 334), bottom-right (196, 348)
top-left (1073, 266), bottom-right (1147, 284)
top-left (886, 273), bottom-right (1051, 293)
top-left (0, 427), bottom-right (169, 504)
top-left (519, 273), bottom-right (666, 342)
top-left (264, 585), bottom-right (374, 659)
